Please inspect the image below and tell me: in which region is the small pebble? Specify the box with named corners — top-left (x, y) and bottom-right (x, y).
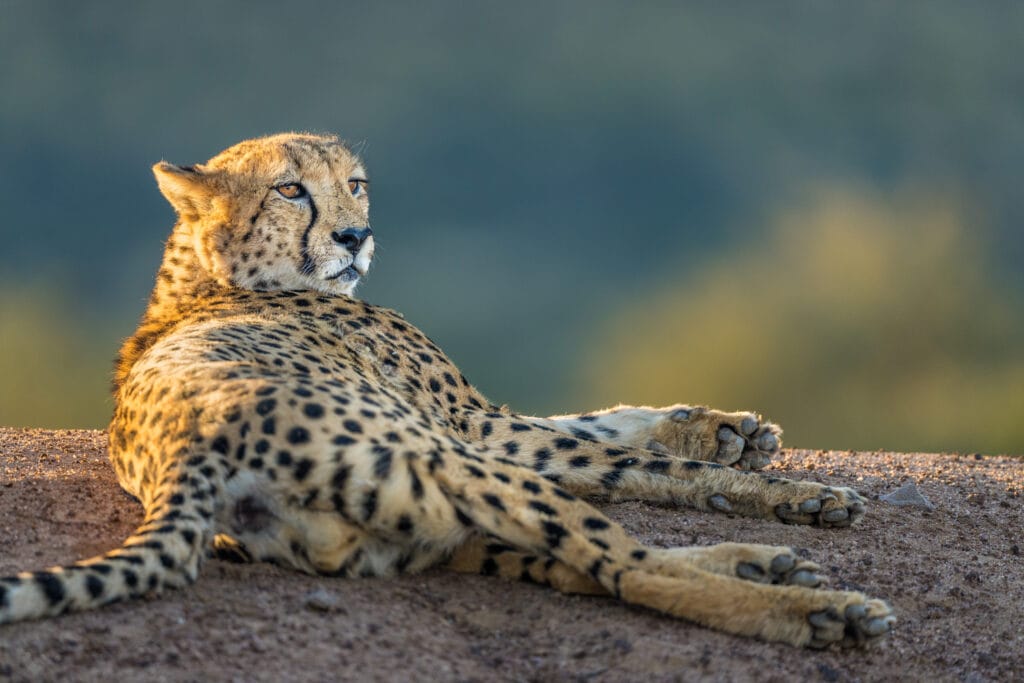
top-left (879, 482), bottom-right (935, 511)
top-left (304, 588), bottom-right (341, 612)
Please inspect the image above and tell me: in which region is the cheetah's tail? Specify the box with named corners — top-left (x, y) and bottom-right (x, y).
top-left (0, 502), bottom-right (209, 624)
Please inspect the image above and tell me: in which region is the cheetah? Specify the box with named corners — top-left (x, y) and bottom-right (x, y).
top-left (0, 133), bottom-right (894, 648)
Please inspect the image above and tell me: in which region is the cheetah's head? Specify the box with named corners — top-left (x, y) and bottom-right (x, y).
top-left (154, 132), bottom-right (373, 296)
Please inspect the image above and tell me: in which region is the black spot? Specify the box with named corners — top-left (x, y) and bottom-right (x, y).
top-left (684, 460), bottom-right (703, 470)
top-left (569, 456), bottom-right (591, 468)
top-left (600, 470), bottom-right (623, 488)
top-left (277, 450), bottom-right (293, 466)
top-left (465, 464), bottom-right (486, 479)
top-left (332, 434), bottom-right (356, 446)
top-left (552, 488), bottom-right (576, 501)
top-left (33, 573), bottom-right (65, 605)
top-left (588, 559), bottom-right (604, 579)
top-left (631, 549), bottom-right (648, 561)
top-left (455, 508), bottom-right (474, 526)
top-left (523, 480), bottom-right (541, 494)
top-left (343, 420), bottom-right (363, 434)
top-left (249, 458), bottom-right (264, 470)
top-left (485, 543), bottom-right (515, 554)
top-left (644, 460), bottom-right (671, 474)
top-left (590, 537), bottom-right (610, 550)
top-left (493, 472), bottom-right (510, 483)
top-left (159, 554), bottom-right (175, 569)
top-left (85, 575), bottom-right (104, 599)
top-left (255, 439), bottom-right (270, 454)
top-left (409, 466), bottom-right (425, 499)
top-left (287, 426), bottom-right (311, 445)
top-left (554, 437), bottom-right (578, 450)
top-left (181, 529), bottom-right (196, 545)
top-left (542, 521), bottom-right (568, 548)
top-left (293, 458), bottom-right (314, 481)
top-left (605, 448), bottom-right (627, 456)
top-left (91, 563), bottom-right (112, 575)
top-left (529, 501), bottom-right (557, 515)
top-left (234, 444), bottom-right (247, 462)
top-left (510, 423), bottom-right (532, 432)
top-left (261, 417), bottom-right (276, 435)
top-left (481, 422), bottom-right (493, 438)
top-left (303, 403), bottom-right (325, 419)
top-left (583, 517), bottom-right (610, 530)
top-left (570, 428), bottom-right (595, 440)
top-left (613, 458), bottom-right (640, 469)
top-left (481, 557), bottom-right (499, 576)
top-left (429, 378), bottom-right (442, 392)
top-left (578, 415), bottom-right (597, 422)
top-left (503, 441), bottom-right (519, 456)
top-left (373, 446), bottom-right (393, 479)
top-left (362, 490), bottom-right (378, 520)
top-left (168, 493), bottom-right (185, 506)
top-left (210, 436), bottom-right (230, 454)
top-left (533, 448), bottom-right (552, 471)
top-left (483, 493), bottom-right (506, 511)
top-left (256, 398), bottom-right (277, 416)
top-left (331, 465), bottom-right (351, 489)
top-left (397, 515), bottom-right (414, 533)
top-left (122, 569), bottom-right (139, 588)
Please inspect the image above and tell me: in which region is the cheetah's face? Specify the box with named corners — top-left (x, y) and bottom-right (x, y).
top-left (154, 133), bottom-right (373, 296)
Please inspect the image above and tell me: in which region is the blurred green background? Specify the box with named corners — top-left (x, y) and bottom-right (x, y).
top-left (1, 2), bottom-right (1021, 454)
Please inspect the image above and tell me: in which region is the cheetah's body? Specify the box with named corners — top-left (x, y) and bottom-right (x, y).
top-left (0, 133), bottom-right (894, 648)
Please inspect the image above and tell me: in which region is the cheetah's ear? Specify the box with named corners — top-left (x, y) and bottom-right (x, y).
top-left (153, 162), bottom-right (221, 219)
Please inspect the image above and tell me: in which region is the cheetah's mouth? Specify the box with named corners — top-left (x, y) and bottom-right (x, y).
top-left (325, 265), bottom-right (363, 282)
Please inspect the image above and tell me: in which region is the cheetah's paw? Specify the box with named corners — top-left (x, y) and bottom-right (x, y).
top-left (649, 406), bottom-right (781, 470)
top-left (772, 485), bottom-right (867, 528)
top-left (736, 548), bottom-right (826, 588)
top-left (807, 598), bottom-right (895, 648)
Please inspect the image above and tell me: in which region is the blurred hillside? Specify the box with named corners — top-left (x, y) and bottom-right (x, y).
top-left (0, 2), bottom-right (1021, 453)
top-left (577, 190), bottom-right (1024, 454)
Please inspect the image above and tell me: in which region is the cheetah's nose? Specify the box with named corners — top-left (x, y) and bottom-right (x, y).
top-left (331, 226), bottom-right (373, 252)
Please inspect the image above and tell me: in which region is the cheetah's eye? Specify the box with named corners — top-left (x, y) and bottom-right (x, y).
top-left (348, 179), bottom-right (367, 197)
top-left (276, 183), bottom-right (307, 199)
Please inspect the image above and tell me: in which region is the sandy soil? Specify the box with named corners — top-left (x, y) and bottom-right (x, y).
top-left (0, 428), bottom-right (1021, 682)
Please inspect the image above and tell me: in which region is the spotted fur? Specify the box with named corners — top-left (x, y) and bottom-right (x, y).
top-left (0, 133), bottom-right (894, 647)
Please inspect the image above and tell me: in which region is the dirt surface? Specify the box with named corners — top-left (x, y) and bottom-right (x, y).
top-left (0, 428), bottom-right (1021, 682)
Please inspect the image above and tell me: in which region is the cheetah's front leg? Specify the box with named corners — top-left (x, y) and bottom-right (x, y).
top-left (547, 405), bottom-right (781, 470)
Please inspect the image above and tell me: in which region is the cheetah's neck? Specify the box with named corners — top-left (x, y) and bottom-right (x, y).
top-left (113, 224), bottom-right (231, 393)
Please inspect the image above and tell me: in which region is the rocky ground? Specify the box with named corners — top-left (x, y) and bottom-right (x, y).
top-left (0, 428), bottom-right (1021, 682)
